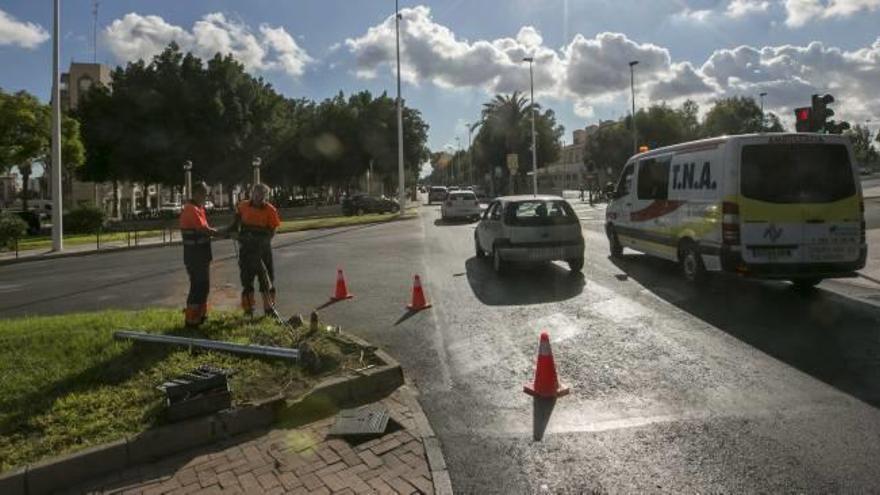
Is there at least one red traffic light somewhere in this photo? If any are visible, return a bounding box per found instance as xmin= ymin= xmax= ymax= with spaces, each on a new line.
xmin=795 ymin=107 xmax=811 ymax=122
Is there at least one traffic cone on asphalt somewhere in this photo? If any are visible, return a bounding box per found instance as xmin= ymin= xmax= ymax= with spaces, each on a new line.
xmin=331 ymin=268 xmax=354 ymax=300
xmin=407 ymin=275 xmax=432 ymax=310
xmin=524 ymin=332 xmax=569 ymax=398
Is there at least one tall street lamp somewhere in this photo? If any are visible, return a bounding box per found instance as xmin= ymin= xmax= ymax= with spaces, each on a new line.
xmin=51 ymin=0 xmax=63 ymax=251
xmin=183 ymin=160 xmax=193 ymax=199
xmin=523 ymin=56 xmax=538 ymax=196
xmin=395 ymin=0 xmax=405 ymax=216
xmin=466 ymin=123 xmax=474 ymax=185
xmin=759 ymin=92 xmax=767 ymax=131
xmin=455 ymin=136 xmax=461 ymax=185
xmin=252 ymin=156 xmax=262 ymax=185
xmin=629 ymin=60 xmax=639 ymax=155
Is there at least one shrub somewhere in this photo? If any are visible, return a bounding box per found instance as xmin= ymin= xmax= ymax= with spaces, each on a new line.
xmin=63 ymin=206 xmax=106 ymax=234
xmin=0 ymin=212 xmax=28 ymax=249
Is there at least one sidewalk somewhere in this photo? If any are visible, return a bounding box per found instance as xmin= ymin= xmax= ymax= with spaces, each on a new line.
xmin=64 ymin=386 xmax=450 ymax=495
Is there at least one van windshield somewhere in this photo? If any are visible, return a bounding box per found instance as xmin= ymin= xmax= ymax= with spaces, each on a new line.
xmin=504 ymin=200 xmax=578 ymax=226
xmin=741 ymin=143 xmax=855 ymax=203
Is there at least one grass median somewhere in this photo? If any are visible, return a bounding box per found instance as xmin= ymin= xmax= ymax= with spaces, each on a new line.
xmin=0 ymin=309 xmax=370 ymax=472
xmin=13 ymin=229 xmax=165 ymax=252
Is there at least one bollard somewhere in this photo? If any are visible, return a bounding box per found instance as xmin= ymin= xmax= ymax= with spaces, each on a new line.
xmin=135 ymin=230 xmax=139 ymax=246
xmin=96 ymin=228 xmax=100 ymax=250
xmin=127 ymin=231 xmax=131 ymax=247
xmin=14 ymin=237 xmax=19 ymax=259
xmin=162 ymin=229 xmax=166 ymax=244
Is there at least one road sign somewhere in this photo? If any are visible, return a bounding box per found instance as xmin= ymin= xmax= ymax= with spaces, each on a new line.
xmin=506 ymin=154 xmax=519 ymax=173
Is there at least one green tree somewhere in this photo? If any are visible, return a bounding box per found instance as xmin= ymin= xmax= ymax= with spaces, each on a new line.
xmin=0 ymin=88 xmax=84 ymax=211
xmin=845 ymin=124 xmax=878 ymax=165
xmin=703 ymin=96 xmax=783 ymax=136
xmin=473 ymin=91 xmax=562 ymax=193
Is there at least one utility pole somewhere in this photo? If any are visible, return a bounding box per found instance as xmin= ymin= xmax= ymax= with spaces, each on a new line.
xmin=759 ymin=92 xmax=767 ymax=131
xmin=92 ymin=0 xmax=99 ymax=62
xmin=183 ymin=161 xmax=193 ymax=199
xmin=51 ymin=0 xmax=63 ymax=251
xmin=252 ymin=157 xmax=261 ymax=185
xmin=523 ymin=56 xmax=538 ymax=196
xmin=467 ymin=124 xmax=474 ymax=185
xmin=629 ymin=60 xmax=639 ymax=155
xmin=395 ymin=0 xmax=405 ymax=216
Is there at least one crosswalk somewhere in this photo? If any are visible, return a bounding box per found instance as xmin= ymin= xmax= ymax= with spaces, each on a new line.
xmin=569 ymin=200 xmax=607 ymax=225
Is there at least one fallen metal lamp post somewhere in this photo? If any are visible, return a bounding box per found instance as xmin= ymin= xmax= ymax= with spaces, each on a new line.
xmin=114 ymin=330 xmax=300 ymax=360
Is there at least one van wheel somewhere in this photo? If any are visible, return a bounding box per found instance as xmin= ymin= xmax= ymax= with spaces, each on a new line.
xmin=791 ymin=278 xmax=822 ymax=291
xmin=475 ymin=233 xmax=486 ymax=258
xmin=493 ymin=246 xmax=507 ymax=275
xmin=679 ymin=242 xmax=706 ymax=284
xmin=567 ymin=257 xmax=584 ymax=274
xmin=607 ymin=225 xmax=623 ymax=258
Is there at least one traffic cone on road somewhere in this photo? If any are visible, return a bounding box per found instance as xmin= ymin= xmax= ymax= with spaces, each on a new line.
xmin=331 ymin=268 xmax=354 ymax=300
xmin=407 ymin=275 xmax=432 ymax=310
xmin=524 ymin=332 xmax=569 ymax=398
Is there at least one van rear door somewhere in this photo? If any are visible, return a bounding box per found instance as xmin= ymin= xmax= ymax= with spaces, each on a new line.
xmin=738 ymin=139 xmax=860 ymax=264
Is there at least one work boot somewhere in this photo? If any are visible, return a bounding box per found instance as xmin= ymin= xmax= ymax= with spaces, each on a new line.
xmin=199 ymin=303 xmax=209 ymax=324
xmin=184 ymin=304 xmax=202 ymax=328
xmin=241 ymin=293 xmax=255 ymax=317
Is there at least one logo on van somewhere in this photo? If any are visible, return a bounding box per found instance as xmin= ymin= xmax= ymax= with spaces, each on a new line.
xmin=671 ymin=162 xmax=716 ymax=190
xmin=764 ymin=224 xmax=783 ymax=243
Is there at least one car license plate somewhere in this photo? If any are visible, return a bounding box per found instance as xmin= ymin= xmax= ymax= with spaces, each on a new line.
xmin=529 ymin=248 xmax=564 ymax=260
xmin=750 ymin=247 xmax=793 ymax=260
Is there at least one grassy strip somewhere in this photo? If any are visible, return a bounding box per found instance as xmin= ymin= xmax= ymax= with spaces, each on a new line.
xmin=14 ymin=229 xmax=165 ymax=252
xmin=0 ymin=309 xmax=363 ymax=472
xmin=277 ymin=210 xmax=415 ymax=234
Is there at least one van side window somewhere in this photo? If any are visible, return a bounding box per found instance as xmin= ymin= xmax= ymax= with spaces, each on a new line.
xmin=489 ymin=202 xmax=502 ymax=220
xmin=616 ymin=163 xmax=635 ymax=197
xmin=637 ymin=158 xmax=670 ymax=200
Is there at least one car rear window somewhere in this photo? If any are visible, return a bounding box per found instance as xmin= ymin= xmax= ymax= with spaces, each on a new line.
xmin=741 ymin=143 xmax=855 ymax=203
xmin=504 ymin=200 xmax=578 ymax=226
xmin=449 ymin=192 xmax=476 ymax=200
xmin=430 ymin=187 xmax=446 ymax=193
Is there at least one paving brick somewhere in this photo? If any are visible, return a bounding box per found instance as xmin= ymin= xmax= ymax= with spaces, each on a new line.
xmin=367 ymin=476 xmax=397 ymax=494
xmin=197 ymin=470 xmax=218 ymax=488
xmin=370 ymin=437 xmax=402 ymax=456
xmin=315 ymin=461 xmax=347 ymax=478
xmin=404 ymin=473 xmax=434 ymax=494
xmin=300 ymin=472 xmax=324 ymax=491
xmin=334 ymin=489 xmax=356 ymax=495
xmin=216 ymin=471 xmax=240 ymax=490
xmin=385 ymin=476 xmax=418 ymax=495
xmin=316 ymin=447 xmax=342 ymax=464
xmin=278 ymin=472 xmax=303 ymax=491
xmin=256 ymin=472 xmax=281 ymax=490
xmin=237 ymin=472 xmax=261 ymax=493
xmin=177 ymin=468 xmax=199 ymax=486
xmin=357 ymin=450 xmax=384 ymax=469
xmin=317 ymin=471 xmax=347 ymax=492
xmin=214 ymin=458 xmax=249 ymax=474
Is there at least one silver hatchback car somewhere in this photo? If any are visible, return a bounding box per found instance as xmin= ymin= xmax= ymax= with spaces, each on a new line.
xmin=474 ymin=195 xmax=585 ymax=274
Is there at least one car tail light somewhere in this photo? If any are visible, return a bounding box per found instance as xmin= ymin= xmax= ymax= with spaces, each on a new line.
xmin=722 ymin=201 xmax=740 ymax=245
xmin=860 ymin=199 xmax=866 ymax=244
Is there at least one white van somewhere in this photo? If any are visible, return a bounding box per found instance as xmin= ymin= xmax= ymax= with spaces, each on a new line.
xmin=605 ymin=133 xmax=866 ymax=288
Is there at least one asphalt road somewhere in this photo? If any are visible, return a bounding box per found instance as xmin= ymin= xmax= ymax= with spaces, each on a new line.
xmin=5 ymin=203 xmax=880 ymax=492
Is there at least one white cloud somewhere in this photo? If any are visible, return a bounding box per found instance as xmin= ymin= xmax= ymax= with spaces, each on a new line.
xmin=784 ymin=0 xmax=880 ymax=27
xmin=104 ymin=12 xmax=312 ymax=77
xmin=671 ymin=8 xmax=713 ymax=23
xmin=346 ymin=5 xmax=880 ymax=126
xmin=0 ymin=8 xmax=49 ymax=49
xmin=725 ymin=0 xmax=771 ymax=17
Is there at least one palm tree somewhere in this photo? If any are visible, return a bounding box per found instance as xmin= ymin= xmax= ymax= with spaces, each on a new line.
xmin=480 ymin=91 xmax=532 ymax=153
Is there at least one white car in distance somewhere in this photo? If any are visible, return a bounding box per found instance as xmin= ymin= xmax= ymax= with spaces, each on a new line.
xmin=475 ymin=195 xmax=585 ymax=274
xmin=441 ymin=190 xmax=482 ymax=221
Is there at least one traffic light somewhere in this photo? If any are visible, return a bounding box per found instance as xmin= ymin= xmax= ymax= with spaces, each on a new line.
xmin=811 ymin=93 xmax=835 ymax=132
xmin=794 ymin=107 xmax=812 ymax=132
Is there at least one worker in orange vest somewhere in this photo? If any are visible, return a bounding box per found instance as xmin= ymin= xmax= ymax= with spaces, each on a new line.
xmin=179 ymin=182 xmax=218 ymax=327
xmin=230 ymin=183 xmax=281 ymax=316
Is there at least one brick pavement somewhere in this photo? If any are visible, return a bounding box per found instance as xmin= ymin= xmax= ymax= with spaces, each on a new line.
xmin=66 ymin=389 xmax=437 ymax=494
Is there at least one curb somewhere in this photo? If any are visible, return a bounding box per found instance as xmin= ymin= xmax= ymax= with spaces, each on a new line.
xmin=397 ymin=383 xmax=454 ymax=495
xmin=0 ymin=240 xmax=179 ymax=267
xmin=0 ymin=332 xmax=404 ymax=495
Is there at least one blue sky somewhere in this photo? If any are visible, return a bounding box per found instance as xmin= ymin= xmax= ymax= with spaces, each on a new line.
xmin=1 ymin=0 xmax=879 ymax=154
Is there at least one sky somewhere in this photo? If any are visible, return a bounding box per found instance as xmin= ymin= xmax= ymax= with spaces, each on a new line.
xmin=1 ymin=0 xmax=879 ymax=158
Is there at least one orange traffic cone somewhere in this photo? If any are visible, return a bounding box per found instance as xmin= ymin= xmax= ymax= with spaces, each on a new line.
xmin=524 ymin=332 xmax=569 ymax=398
xmin=407 ymin=274 xmax=432 ymax=310
xmin=331 ymin=268 xmax=354 ymax=300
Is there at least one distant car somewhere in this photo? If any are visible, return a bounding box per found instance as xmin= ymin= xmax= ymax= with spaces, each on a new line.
xmin=342 ymin=194 xmax=400 ymax=215
xmin=427 ymin=186 xmax=448 ymax=204
xmin=203 ymin=200 xmax=215 ymax=211
xmin=475 ymin=195 xmax=584 ymax=274
xmin=860 ymin=167 xmax=872 ymax=176
xmin=441 ymin=190 xmax=482 ymax=221
xmin=159 ymin=203 xmax=182 ymax=214
xmin=448 ymin=186 xmax=460 ymax=191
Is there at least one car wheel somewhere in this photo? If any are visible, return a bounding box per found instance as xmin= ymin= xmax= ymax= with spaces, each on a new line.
xmin=679 ymin=241 xmax=706 ymax=284
xmin=475 ymin=233 xmax=486 ymax=258
xmin=607 ymin=225 xmax=623 ymax=258
xmin=567 ymin=257 xmax=584 ymax=274
xmin=791 ymin=278 xmax=822 ymax=291
xmin=493 ymin=245 xmax=507 ymax=275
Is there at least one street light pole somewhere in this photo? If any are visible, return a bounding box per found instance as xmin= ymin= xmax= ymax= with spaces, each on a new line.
xmin=395 ymin=0 xmax=405 ymax=216
xmin=467 ymin=124 xmax=473 ymax=185
xmin=455 ymin=136 xmax=461 ymax=185
xmin=183 ymin=160 xmax=193 ymax=199
xmin=51 ymin=0 xmax=63 ymax=251
xmin=759 ymin=92 xmax=767 ymax=131
xmin=524 ymin=56 xmax=537 ymax=196
xmin=629 ymin=60 xmax=639 ymax=155
xmin=252 ymin=156 xmax=261 ymax=185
